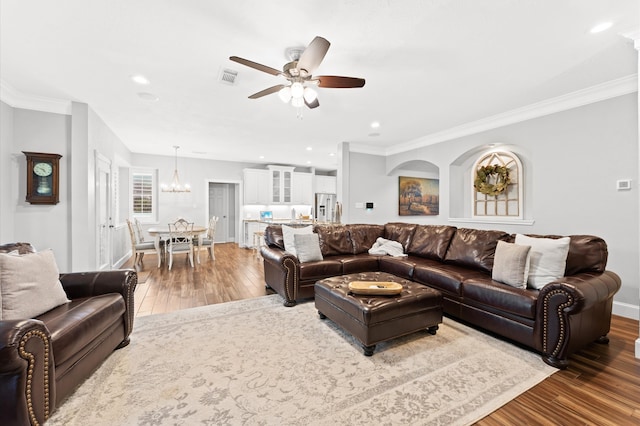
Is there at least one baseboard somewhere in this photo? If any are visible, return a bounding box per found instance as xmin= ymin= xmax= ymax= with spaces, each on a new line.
xmin=112 ymin=251 xmax=132 ymax=269
xmin=612 ymin=301 xmax=639 ymax=320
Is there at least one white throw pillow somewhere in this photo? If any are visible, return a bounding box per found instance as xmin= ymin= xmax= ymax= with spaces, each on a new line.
xmin=294 ymin=233 xmax=324 ymax=263
xmin=515 ymin=234 xmax=571 ymax=290
xmin=282 ymin=225 xmax=313 ymax=257
xmin=0 ymin=249 xmax=70 ymax=319
xmin=492 ymin=241 xmax=531 ymax=288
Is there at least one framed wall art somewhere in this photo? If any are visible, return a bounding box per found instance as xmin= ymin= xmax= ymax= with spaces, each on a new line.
xmin=399 ymin=176 xmax=439 ymax=216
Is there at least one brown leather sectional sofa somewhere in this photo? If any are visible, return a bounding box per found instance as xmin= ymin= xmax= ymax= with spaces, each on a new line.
xmin=261 ymin=222 xmax=621 ymax=368
xmin=0 ymin=242 xmax=137 ymax=426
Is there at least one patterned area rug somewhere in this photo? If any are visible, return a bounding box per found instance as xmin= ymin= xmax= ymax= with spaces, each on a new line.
xmin=49 ymin=295 xmax=556 ymax=425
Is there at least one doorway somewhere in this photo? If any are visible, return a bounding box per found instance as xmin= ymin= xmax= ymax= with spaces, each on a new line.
xmin=95 ymin=152 xmax=112 ymax=270
xmin=208 ymin=182 xmax=239 ymax=243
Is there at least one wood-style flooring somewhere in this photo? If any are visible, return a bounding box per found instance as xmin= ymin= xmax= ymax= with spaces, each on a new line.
xmin=122 ymin=243 xmax=640 ymax=425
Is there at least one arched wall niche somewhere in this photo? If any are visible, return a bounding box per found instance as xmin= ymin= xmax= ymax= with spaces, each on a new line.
xmin=449 ymin=143 xmax=532 ymax=220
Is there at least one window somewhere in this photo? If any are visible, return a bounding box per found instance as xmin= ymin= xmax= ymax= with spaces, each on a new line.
xmin=131 ymin=169 xmax=157 ymax=221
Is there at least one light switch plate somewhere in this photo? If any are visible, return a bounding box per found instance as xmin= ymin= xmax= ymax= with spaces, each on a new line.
xmin=616 ymin=179 xmax=632 ymax=191
xmin=355 ymin=202 xmax=364 ymax=209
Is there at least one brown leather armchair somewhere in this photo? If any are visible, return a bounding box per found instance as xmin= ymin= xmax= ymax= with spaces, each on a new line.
xmin=0 ymin=243 xmax=137 ymax=426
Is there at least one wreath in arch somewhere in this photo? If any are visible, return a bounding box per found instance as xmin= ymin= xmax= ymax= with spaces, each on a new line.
xmin=474 ymin=164 xmax=511 ymax=196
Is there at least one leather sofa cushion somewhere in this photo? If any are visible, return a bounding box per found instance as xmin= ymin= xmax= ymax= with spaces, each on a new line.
xmin=315 ymin=225 xmax=353 ymax=256
xmin=514 ymin=234 xmax=608 ymax=275
xmin=378 ymin=257 xmax=415 ymax=280
xmin=444 ymin=228 xmax=510 ymax=272
xmin=264 ymin=225 xmax=285 ymax=250
xmin=413 ymin=263 xmax=487 ymax=296
xmin=407 ymin=225 xmax=456 ymax=260
xmin=462 ymin=277 xmax=538 ymax=319
xmin=299 ymin=260 xmax=343 ymax=282
xmin=340 ymin=254 xmax=381 ymax=275
xmin=384 ymin=223 xmax=417 ymax=251
xmin=347 ymin=224 xmax=385 ymax=254
xmin=36 ymin=294 xmax=125 ymax=366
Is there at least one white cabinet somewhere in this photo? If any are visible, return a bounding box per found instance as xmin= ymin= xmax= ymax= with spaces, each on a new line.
xmin=292 ymin=172 xmax=313 ymax=205
xmin=267 ymin=165 xmax=295 ymax=204
xmin=316 ymin=175 xmax=337 ymax=194
xmin=243 ymin=169 xmax=270 ymax=205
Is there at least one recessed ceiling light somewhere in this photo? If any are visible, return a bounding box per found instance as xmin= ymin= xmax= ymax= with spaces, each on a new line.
xmin=137 ymin=92 xmax=159 ymax=101
xmin=329 ymin=152 xmax=335 ymax=157
xmin=259 ymin=155 xmax=265 ymax=159
xmin=368 ymin=132 xmax=380 ymax=137
xmin=306 ymin=146 xmax=312 ymax=151
xmin=131 ymin=74 xmax=150 ymax=85
xmin=370 ymin=121 xmax=380 ymax=129
xmin=590 ymin=22 xmax=613 ymax=34
xmin=306 ymin=161 xmax=312 ymax=164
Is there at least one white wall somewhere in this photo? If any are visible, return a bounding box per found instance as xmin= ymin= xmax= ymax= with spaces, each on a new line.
xmin=345 ymin=94 xmax=639 ymax=317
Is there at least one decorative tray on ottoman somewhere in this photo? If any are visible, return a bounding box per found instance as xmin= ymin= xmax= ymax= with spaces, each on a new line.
xmin=348 ymin=281 xmax=403 ymax=295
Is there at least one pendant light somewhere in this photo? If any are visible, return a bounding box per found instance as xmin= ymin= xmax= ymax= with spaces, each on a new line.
xmin=161 ymin=146 xmax=191 ymax=192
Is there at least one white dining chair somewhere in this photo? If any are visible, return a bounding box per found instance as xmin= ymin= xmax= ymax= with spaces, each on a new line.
xmin=127 ymin=219 xmax=161 ymax=268
xmin=197 ymin=216 xmax=218 ymax=263
xmin=167 ymin=220 xmax=194 ymax=270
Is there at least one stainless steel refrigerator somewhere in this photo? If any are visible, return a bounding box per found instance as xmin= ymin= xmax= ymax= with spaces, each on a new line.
xmin=315 ymin=193 xmax=337 ymax=223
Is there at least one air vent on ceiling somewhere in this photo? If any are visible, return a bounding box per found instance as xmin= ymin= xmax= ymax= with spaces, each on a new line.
xmin=219 ymin=68 xmax=238 ymax=85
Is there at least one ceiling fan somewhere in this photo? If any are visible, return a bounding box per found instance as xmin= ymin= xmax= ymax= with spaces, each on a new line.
xmin=229 ymin=36 xmax=365 ymax=110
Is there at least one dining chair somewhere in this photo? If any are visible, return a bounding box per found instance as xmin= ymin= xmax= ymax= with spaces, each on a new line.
xmin=196 ymin=216 xmax=218 ymax=263
xmin=126 ymin=219 xmax=161 ymax=268
xmin=167 ymin=220 xmax=194 ymax=270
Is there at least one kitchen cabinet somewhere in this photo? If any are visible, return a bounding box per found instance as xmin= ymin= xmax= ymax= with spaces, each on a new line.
xmin=292 ymin=172 xmax=313 ymax=205
xmin=243 ymin=169 xmax=270 ymax=205
xmin=315 ymin=175 xmax=337 ymax=194
xmin=267 ymin=165 xmax=295 ymax=204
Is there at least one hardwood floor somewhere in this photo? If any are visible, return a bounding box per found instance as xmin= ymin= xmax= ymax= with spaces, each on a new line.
xmin=122 ymin=243 xmax=640 ymax=425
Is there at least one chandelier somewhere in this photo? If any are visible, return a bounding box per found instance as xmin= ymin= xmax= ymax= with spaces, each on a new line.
xmin=161 ymin=146 xmax=191 ymax=192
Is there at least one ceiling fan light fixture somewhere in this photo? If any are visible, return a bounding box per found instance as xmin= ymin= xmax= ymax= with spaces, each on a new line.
xmin=290 ymin=82 xmax=304 ymax=98
xmin=303 ymin=87 xmax=317 ymax=103
xmin=278 ymin=86 xmax=292 ymax=103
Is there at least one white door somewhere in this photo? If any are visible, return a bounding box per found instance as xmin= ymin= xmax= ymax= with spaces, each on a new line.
xmin=96 ymin=153 xmax=112 ymax=271
xmin=210 ymin=183 xmax=229 ymax=242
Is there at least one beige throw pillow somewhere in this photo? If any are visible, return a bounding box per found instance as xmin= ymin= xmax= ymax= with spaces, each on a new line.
xmin=282 ymin=225 xmax=313 ymax=257
xmin=293 ymin=233 xmax=323 ymax=263
xmin=0 ymin=249 xmax=70 ymax=319
xmin=492 ymin=241 xmax=531 ymax=288
xmin=515 ymin=234 xmax=571 ymax=290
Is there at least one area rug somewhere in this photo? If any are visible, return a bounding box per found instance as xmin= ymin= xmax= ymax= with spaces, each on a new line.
xmin=48 ymin=295 xmax=556 ymax=425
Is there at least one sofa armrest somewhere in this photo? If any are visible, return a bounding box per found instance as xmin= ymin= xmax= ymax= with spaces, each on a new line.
xmin=536 ymin=270 xmax=621 ymax=368
xmin=260 ymin=246 xmax=300 ymax=307
xmin=59 ymin=270 xmax=138 ymax=340
xmin=0 ymin=319 xmax=55 ymax=426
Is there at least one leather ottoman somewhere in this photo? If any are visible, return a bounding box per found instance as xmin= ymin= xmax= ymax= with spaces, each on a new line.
xmin=315 ymin=272 xmax=443 ymax=356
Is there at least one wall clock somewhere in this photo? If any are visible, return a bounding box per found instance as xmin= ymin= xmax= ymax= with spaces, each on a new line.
xmin=23 ymin=151 xmax=62 ymax=205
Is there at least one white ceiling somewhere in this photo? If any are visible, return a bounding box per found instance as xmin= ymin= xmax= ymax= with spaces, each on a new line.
xmin=1 ymin=0 xmax=638 ymax=170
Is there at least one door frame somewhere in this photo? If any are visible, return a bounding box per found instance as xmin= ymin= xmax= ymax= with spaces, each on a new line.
xmin=205 ymin=179 xmax=241 ymax=244
xmin=95 ymin=151 xmax=112 ymax=271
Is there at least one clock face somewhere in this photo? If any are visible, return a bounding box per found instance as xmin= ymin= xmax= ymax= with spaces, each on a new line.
xmin=33 ymin=162 xmax=53 ymax=177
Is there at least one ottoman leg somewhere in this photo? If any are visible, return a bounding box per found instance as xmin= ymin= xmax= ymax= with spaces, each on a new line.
xmin=363 ymin=344 xmax=376 ymax=356
xmin=427 ymin=325 xmax=439 ymax=335
xmin=318 ymin=311 xmax=327 ymax=319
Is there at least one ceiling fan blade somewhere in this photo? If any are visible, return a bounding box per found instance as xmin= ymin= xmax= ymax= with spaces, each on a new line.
xmin=316 ymin=75 xmax=366 ymax=88
xmin=296 ymin=36 xmax=330 ymax=75
xmin=229 ymin=56 xmax=282 ymax=76
xmin=248 ymin=85 xmax=286 ymax=99
xmin=305 ymin=98 xmax=320 ymax=109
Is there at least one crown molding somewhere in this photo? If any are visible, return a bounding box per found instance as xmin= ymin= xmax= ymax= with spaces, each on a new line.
xmin=0 ymin=80 xmax=72 ymax=115
xmin=384 ymin=74 xmax=638 ymax=157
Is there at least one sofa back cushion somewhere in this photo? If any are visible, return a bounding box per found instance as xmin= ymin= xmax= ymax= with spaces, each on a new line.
xmin=383 ymin=223 xmax=417 ymax=251
xmin=407 ymin=225 xmax=457 ymax=261
xmin=314 ymin=225 xmax=353 ymax=256
xmin=512 ymin=234 xmax=608 ymax=275
xmin=444 ymin=228 xmax=510 ymax=272
xmin=264 ymin=225 xmax=285 ymax=250
xmin=347 ymin=224 xmax=385 ymax=254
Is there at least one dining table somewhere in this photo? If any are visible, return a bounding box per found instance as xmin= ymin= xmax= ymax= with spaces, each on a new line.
xmin=147 ymin=225 xmax=208 ymax=266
